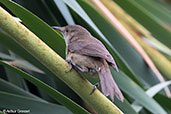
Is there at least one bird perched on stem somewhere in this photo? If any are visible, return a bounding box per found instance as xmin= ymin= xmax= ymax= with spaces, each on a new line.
xmin=53 ymin=25 xmax=124 ymax=102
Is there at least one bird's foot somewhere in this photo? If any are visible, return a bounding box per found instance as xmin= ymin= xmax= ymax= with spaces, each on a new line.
xmin=75 ymin=64 xmax=89 ymax=73
xmin=65 ymin=60 xmax=72 ymax=72
xmin=90 ymin=83 xmax=99 ymax=95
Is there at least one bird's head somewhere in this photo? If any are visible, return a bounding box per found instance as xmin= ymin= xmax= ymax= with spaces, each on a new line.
xmin=52 ymin=25 xmax=90 ymax=43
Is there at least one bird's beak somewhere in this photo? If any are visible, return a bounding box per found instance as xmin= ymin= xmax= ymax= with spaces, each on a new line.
xmin=52 ymin=26 xmax=64 ymax=33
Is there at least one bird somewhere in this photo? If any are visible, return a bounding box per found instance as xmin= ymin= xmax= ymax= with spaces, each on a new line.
xmin=53 ymin=25 xmax=124 ymax=102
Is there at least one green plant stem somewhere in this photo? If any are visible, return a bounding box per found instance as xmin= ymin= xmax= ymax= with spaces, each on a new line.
xmin=0 ymin=6 xmax=123 ymax=114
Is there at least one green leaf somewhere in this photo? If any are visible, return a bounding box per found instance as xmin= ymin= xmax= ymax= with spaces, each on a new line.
xmin=154 ymin=94 xmax=171 ymax=113
xmin=143 ymin=38 xmax=171 ymax=56
xmin=113 ymin=0 xmax=171 ymax=48
xmin=0 ymin=91 xmax=72 ymax=114
xmin=114 ymin=98 xmax=138 ymax=114
xmin=134 ymin=0 xmax=171 ymax=25
xmin=7 ymin=60 xmax=44 ymax=74
xmin=13 ymin=0 xmax=60 ymax=26
xmin=0 ymin=51 xmax=44 ymax=73
xmin=0 ymin=78 xmax=46 ymax=102
xmin=4 ymin=67 xmax=25 ymax=89
xmin=146 ymin=81 xmax=171 ymax=97
xmin=0 ymin=52 xmax=15 ymax=60
xmin=112 ymin=70 xmax=167 ymax=114
xmin=132 ymin=81 xmax=171 ymax=112
xmin=0 ymin=61 xmax=90 ymax=114
xmin=54 ymin=0 xmax=75 ymax=25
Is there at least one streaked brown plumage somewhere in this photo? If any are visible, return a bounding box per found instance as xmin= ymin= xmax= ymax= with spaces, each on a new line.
xmin=53 ymin=25 xmax=124 ymax=102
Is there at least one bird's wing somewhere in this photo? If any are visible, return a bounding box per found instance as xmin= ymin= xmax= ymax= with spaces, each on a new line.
xmin=68 ymin=38 xmax=118 ymax=71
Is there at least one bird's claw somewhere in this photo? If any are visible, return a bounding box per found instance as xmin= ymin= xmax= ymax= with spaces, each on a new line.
xmin=65 ymin=60 xmax=72 ymax=72
xmin=90 ymin=83 xmax=99 ymax=95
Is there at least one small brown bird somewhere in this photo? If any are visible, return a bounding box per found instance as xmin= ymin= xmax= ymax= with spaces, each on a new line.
xmin=53 ymin=25 xmax=124 ymax=102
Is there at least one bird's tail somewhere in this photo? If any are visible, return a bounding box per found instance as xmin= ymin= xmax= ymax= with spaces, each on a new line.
xmin=98 ymin=60 xmax=124 ymax=102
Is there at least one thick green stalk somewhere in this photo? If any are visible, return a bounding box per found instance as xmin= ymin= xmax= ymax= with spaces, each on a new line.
xmin=0 ymin=7 xmax=123 ymax=114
